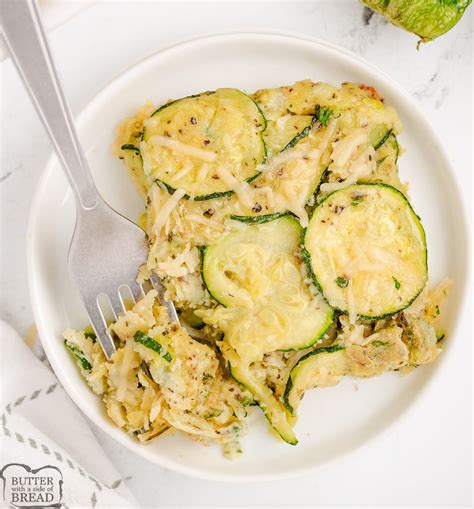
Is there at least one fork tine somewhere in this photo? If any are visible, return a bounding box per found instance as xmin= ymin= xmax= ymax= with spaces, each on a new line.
xmin=128 ymin=281 xmax=145 ymax=304
xmin=85 ymin=300 xmax=116 ymax=360
xmin=150 ymin=273 xmax=180 ymax=323
xmin=109 ymin=292 xmax=125 ymax=321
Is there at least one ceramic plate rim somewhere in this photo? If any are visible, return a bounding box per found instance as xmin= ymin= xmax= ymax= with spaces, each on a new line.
xmin=26 ymin=31 xmax=470 ymax=482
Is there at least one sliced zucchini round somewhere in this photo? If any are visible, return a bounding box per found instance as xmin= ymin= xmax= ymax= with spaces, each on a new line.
xmin=141 ymin=89 xmax=266 ymax=200
xmin=304 ymin=183 xmax=427 ymax=320
xmin=361 ymin=0 xmax=471 ymax=43
xmin=283 ymin=346 xmax=346 ymax=414
xmin=201 ymin=215 xmax=333 ymax=358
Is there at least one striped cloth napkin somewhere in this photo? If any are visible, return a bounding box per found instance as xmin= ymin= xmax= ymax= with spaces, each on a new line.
xmin=0 ymin=320 xmax=137 ymax=508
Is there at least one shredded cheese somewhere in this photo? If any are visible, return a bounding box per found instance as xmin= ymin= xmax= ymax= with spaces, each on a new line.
xmin=331 ymin=128 xmax=368 ymax=169
xmin=148 ymin=135 xmax=217 ymax=162
xmin=215 ymin=165 xmax=255 ymax=208
xmin=152 ymin=187 xmax=186 ymax=235
xmin=321 ymin=144 xmax=375 ymax=193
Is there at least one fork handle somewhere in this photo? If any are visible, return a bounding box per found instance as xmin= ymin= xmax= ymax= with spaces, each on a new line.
xmin=1 ymin=0 xmax=99 ymax=210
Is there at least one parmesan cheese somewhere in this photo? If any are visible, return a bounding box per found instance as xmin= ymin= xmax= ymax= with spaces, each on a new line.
xmin=151 ymin=187 xmax=186 ymax=235
xmin=321 ymin=144 xmax=376 ymax=193
xmin=215 ymin=165 xmax=255 ymax=208
xmin=148 ymin=135 xmax=217 ymax=162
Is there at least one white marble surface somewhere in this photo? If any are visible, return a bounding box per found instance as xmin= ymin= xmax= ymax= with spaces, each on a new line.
xmin=1 ymin=1 xmax=472 ymax=507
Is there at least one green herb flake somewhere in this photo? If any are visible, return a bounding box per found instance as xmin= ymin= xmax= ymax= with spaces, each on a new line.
xmin=64 ymin=340 xmax=92 ymax=371
xmin=435 ymin=305 xmax=440 ymax=316
xmin=371 ymin=340 xmax=388 ymax=348
xmin=240 ymin=395 xmax=255 ymax=407
xmin=317 ymin=106 xmax=333 ymax=127
xmin=120 ymin=143 xmax=140 ymax=154
xmin=84 ymin=328 xmax=97 ymax=342
xmin=406 ymin=327 xmax=416 ymax=348
xmin=392 ymin=276 xmax=401 ymax=290
xmin=202 ymin=373 xmax=213 ymax=383
xmin=351 ymin=193 xmax=365 ymax=207
xmin=335 ymin=276 xmax=349 ymax=288
xmin=204 ymin=408 xmax=223 ymax=419
xmin=134 ymin=331 xmax=172 ymax=362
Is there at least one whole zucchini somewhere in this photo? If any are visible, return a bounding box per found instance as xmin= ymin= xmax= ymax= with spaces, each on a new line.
xmin=361 ymin=0 xmax=471 ymax=43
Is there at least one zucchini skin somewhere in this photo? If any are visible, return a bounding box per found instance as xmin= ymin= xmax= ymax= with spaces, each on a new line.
xmin=153 ymin=173 xmax=262 ymax=202
xmin=154 ymin=177 xmax=233 ymax=201
xmin=277 ymin=310 xmax=334 ymax=353
xmin=149 ymin=92 xmax=213 ymax=118
xmin=200 ymin=244 xmax=221 ymax=305
xmin=384 ymin=133 xmax=400 ymax=163
xmin=134 ymin=331 xmax=172 ymax=362
xmin=226 ymin=360 xmax=298 ymax=445
xmin=281 ymin=116 xmax=318 ymax=151
xmin=372 ymin=127 xmax=393 ymax=151
xmin=304 ymin=182 xmax=428 ymax=321
xmin=283 ymin=345 xmax=345 ymax=414
xmin=229 ymin=211 xmax=294 ymax=225
xmin=361 ymin=0 xmax=471 ymax=43
xmin=64 ymin=340 xmax=92 ymax=371
xmin=121 ymin=143 xmax=141 ymax=154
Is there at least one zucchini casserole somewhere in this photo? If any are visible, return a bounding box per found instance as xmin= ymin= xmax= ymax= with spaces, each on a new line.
xmin=64 ymin=80 xmax=452 ymax=457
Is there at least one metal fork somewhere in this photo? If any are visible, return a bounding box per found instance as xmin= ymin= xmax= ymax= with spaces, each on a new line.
xmin=1 ymin=0 xmax=179 ymax=360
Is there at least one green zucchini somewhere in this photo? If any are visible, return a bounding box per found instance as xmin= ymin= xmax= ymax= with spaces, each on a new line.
xmin=281 ymin=106 xmax=333 ymax=152
xmin=134 ymin=331 xmax=172 ymax=362
xmin=228 ymin=211 xmax=291 ymax=225
xmin=358 ymin=133 xmax=402 ymax=189
xmin=376 ymin=133 xmax=399 ymax=163
xmin=141 ymin=89 xmax=266 ymax=200
xmin=368 ymin=124 xmax=392 ymax=150
xmin=283 ymin=346 xmax=346 ymax=414
xmin=178 ymin=308 xmax=205 ymax=330
xmin=304 ymin=183 xmax=427 ymax=320
xmin=201 ymin=215 xmax=333 ymax=355
xmin=64 ymin=340 xmax=92 ymax=371
xmin=83 ymin=326 xmax=97 ymax=342
xmin=223 ymin=344 xmax=297 ymax=444
xmin=263 ymin=114 xmax=315 ymax=153
xmin=120 ymin=143 xmax=147 ymax=191
xmin=361 ymin=0 xmax=471 ymax=43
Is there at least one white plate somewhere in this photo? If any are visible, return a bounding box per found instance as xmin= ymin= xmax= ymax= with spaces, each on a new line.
xmin=27 ymin=32 xmax=469 ymax=482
